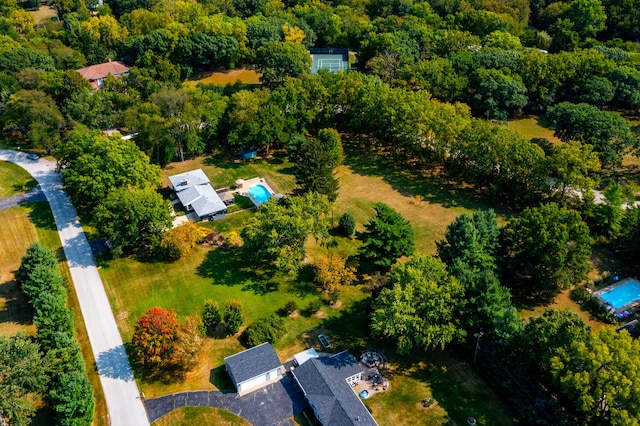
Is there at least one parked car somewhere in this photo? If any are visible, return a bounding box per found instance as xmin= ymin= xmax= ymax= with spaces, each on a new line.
xmin=27 ymin=153 xmax=39 ymax=160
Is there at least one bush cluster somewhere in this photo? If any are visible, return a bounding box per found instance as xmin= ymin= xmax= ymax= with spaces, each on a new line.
xmin=570 ymin=287 xmax=616 ymax=324
xmin=19 ymin=243 xmax=95 ymax=425
xmin=241 ymin=314 xmax=286 ymax=347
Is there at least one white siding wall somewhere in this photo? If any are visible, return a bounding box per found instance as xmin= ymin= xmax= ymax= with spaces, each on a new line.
xmin=237 ymin=367 xmax=282 ymax=393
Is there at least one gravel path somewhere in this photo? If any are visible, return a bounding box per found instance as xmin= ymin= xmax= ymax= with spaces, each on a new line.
xmin=0 ymin=151 xmax=149 ymax=426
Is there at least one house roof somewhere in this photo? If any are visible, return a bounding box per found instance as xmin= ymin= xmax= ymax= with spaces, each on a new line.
xmin=76 ymin=60 xmax=129 ymax=81
xmin=168 ymin=169 xmax=226 ymax=217
xmin=224 ymin=342 xmax=282 ymax=385
xmin=293 ymin=351 xmax=377 ymax=426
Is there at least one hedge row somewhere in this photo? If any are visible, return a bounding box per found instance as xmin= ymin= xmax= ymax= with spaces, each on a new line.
xmin=19 ymin=243 xmax=95 ymax=426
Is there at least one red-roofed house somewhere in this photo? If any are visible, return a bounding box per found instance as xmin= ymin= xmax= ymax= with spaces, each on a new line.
xmin=76 ymin=60 xmax=129 ymax=90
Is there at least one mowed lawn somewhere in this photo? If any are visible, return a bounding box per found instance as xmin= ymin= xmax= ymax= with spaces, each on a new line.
xmin=152 ymin=406 xmax=250 ymax=426
xmin=0 ymin=202 xmax=109 ymax=426
xmin=0 ymin=160 xmax=37 ymax=198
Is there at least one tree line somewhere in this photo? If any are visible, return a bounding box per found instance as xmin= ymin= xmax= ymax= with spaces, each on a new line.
xmin=0 ymin=243 xmax=95 ymax=426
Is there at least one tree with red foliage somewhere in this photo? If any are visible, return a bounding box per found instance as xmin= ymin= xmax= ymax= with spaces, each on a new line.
xmin=132 ymin=307 xmax=179 ymax=370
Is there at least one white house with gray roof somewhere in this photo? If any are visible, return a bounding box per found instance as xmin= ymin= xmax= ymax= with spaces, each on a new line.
xmin=292 ymin=351 xmax=377 ymax=426
xmin=168 ymin=169 xmax=227 ymax=221
xmin=224 ymin=342 xmax=284 ymax=395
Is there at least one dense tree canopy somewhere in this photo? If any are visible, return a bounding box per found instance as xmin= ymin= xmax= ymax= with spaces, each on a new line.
xmin=370 ymin=255 xmax=466 ymax=354
xmin=503 ymin=203 xmax=592 ymax=298
xmin=241 ymin=192 xmax=330 ymax=276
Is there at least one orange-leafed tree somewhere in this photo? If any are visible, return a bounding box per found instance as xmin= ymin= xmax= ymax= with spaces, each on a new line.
xmin=132 ymin=307 xmax=179 ymax=370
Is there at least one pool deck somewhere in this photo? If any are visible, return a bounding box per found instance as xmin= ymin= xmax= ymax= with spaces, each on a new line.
xmin=234 ymin=177 xmax=279 ymax=207
xmin=593 ymin=277 xmax=640 ymax=314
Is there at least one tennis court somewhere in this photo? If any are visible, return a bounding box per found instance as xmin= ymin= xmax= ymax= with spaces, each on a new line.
xmin=311 ymin=52 xmax=349 ymax=74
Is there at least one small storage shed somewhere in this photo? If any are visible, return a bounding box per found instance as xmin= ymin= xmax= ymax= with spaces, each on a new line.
xmin=224 ymin=342 xmax=283 ymax=394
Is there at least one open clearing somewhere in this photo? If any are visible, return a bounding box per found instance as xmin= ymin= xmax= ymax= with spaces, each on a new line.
xmin=29 ymin=5 xmax=58 ymax=23
xmin=188 ymin=69 xmax=261 ymax=86
xmin=508 ymin=116 xmax=561 ymax=144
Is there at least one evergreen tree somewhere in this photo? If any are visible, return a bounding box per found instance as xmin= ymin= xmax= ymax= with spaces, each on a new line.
xmin=359 ymin=203 xmax=415 ymax=268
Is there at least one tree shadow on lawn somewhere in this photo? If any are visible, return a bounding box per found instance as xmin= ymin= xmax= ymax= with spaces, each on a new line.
xmin=26 ymin=201 xmax=57 ymax=231
xmin=388 ymin=348 xmax=514 ymax=425
xmin=343 ymin=136 xmax=508 ymax=213
xmin=314 ymin=298 xmax=373 ymax=354
xmin=196 ymin=248 xmax=275 ymax=295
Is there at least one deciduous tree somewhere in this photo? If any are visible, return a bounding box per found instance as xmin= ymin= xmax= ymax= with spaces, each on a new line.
xmin=503 ymin=203 xmax=592 ymax=298
xmin=132 ymin=307 xmax=180 ymax=370
xmin=241 ymin=192 xmax=330 ymax=276
xmin=313 ymin=253 xmax=356 ymax=293
xmin=370 ymin=255 xmax=466 ymax=354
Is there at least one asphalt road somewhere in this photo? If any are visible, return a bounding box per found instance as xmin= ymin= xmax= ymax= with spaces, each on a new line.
xmin=0 ymin=150 xmax=149 ymax=426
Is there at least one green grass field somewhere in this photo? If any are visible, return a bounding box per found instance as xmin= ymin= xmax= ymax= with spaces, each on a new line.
xmin=508 ymin=116 xmax=561 ymax=144
xmin=0 ymin=160 xmax=37 ymax=198
xmin=152 ymin=406 xmax=251 ymax=426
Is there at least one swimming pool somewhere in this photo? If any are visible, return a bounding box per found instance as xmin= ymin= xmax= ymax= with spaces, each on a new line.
xmin=248 ymin=184 xmax=272 ymax=203
xmin=599 ymin=280 xmax=640 ymax=309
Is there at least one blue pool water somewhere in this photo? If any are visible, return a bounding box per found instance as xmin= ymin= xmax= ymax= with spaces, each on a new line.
xmin=599 ymin=280 xmax=640 ymax=308
xmin=249 ymin=184 xmax=272 ymax=203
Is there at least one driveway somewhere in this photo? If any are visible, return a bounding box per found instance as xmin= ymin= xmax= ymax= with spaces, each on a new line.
xmin=0 ymin=151 xmax=149 ymax=426
xmin=144 ymin=373 xmax=307 ymax=425
xmin=0 ymin=186 xmax=46 ymax=211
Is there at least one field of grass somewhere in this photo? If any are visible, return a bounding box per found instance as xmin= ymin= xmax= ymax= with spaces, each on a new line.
xmin=0 ymin=160 xmax=37 ymax=198
xmin=365 ymin=351 xmax=514 ymax=425
xmin=152 ymin=406 xmax=250 ymax=426
xmin=508 ymin=116 xmax=561 ymax=144
xmin=0 ymin=202 xmax=109 ymax=425
xmin=188 ymin=69 xmax=261 ymax=86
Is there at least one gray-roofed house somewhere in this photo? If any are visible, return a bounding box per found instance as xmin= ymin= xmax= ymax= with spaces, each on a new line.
xmin=168 ymin=169 xmax=227 ymax=221
xmin=224 ymin=342 xmax=284 ymax=395
xmin=292 ymin=351 xmax=377 ymax=426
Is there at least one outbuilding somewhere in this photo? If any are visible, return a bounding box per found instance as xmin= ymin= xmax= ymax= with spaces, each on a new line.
xmin=224 ymin=342 xmax=284 ymax=395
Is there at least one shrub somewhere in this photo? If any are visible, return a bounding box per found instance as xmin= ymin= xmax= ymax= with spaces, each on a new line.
xmin=242 ymin=314 xmax=287 ymax=347
xmin=338 ymin=212 xmax=356 ymax=237
xmin=307 ymin=298 xmax=323 ymax=314
xmin=160 ymin=222 xmax=209 ymax=260
xmin=201 ymin=299 xmax=221 ymax=335
xmin=224 ymin=299 xmax=244 ymax=335
xmin=314 ymin=253 xmax=357 ymax=292
xmin=283 ymin=300 xmax=298 ymax=315
xmin=570 ymin=287 xmax=616 ymax=324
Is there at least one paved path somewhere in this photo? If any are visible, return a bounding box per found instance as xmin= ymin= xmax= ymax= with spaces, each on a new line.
xmin=144 ymin=374 xmax=307 ymax=425
xmin=0 ymin=151 xmax=149 ymax=426
xmin=0 ymin=185 xmax=46 ymax=211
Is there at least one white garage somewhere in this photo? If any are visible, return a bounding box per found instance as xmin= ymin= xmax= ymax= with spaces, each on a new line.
xmin=224 ymin=342 xmax=283 ymax=395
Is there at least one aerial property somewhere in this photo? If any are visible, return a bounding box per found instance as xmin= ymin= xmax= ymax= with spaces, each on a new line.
xmin=169 ymin=169 xmax=229 ymax=221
